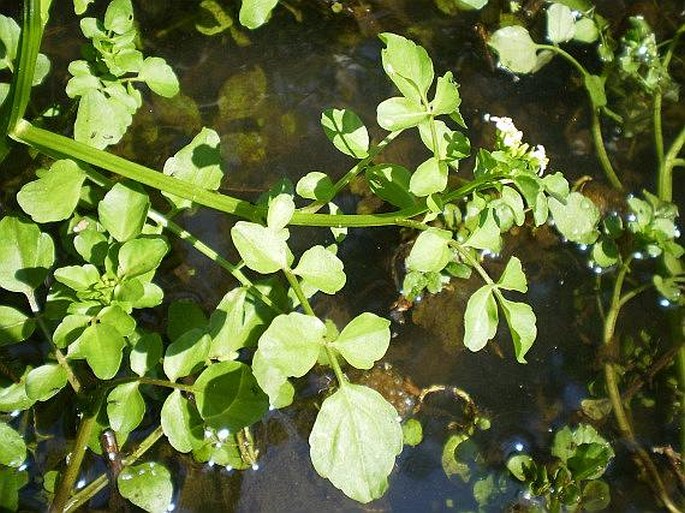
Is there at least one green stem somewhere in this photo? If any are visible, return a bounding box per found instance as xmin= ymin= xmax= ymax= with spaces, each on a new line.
xmin=300 ymin=130 xmax=401 ymax=214
xmin=50 ymin=390 xmax=105 ymax=513
xmin=655 ymin=93 xmax=665 ymax=173
xmin=602 ymin=260 xmax=682 ymax=513
xmin=536 ymin=45 xmax=623 ymax=190
xmin=283 ymin=269 xmax=315 ymax=317
xmin=146 ymin=209 xmax=282 ymax=314
xmin=137 ymin=377 xmax=195 ymax=393
xmin=590 ymin=110 xmax=623 ymax=190
xmin=26 ymin=291 xmax=82 ymax=394
xmin=63 ymin=426 xmax=164 ymax=513
xmin=659 ymin=123 xmax=685 ymax=202
xmin=13 ymin=119 xmax=504 ymax=229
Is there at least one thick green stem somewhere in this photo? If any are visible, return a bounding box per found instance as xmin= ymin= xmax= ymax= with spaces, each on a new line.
xmin=659 ymin=123 xmax=685 ymax=202
xmin=50 ymin=390 xmax=105 ymax=513
xmin=63 ymin=426 xmax=164 ymax=513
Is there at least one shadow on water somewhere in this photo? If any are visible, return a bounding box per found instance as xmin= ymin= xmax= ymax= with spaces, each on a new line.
xmin=3 ymin=0 xmax=683 ymax=511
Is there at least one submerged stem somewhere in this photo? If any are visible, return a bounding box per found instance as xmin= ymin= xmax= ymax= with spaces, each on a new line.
xmin=50 ymin=390 xmax=105 ymax=513
xmin=63 ymin=426 xmax=164 ymax=513
xmin=602 ymin=260 xmax=682 ymax=513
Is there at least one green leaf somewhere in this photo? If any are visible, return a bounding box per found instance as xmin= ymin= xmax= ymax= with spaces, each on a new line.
xmin=17 ymin=160 xmax=87 ymax=223
xmin=542 ymin=172 xmax=570 ymax=200
xmin=430 ymin=71 xmax=460 ymax=116
xmin=74 ymin=89 xmax=132 ymax=149
xmin=506 ymin=454 xmax=534 ymax=481
xmin=117 ymin=237 xmax=169 ymax=279
xmin=464 ymin=209 xmax=502 ymax=253
xmin=488 ymin=26 xmax=539 ymax=74
xmin=441 ymin=432 xmax=471 ymax=480
xmin=117 ymin=462 xmax=173 ymax=513
xmin=547 ymin=3 xmax=576 ymax=43
xmin=194 ymin=361 xmax=269 ymax=431
xmin=573 ymin=17 xmax=599 ymax=43
xmin=405 ymin=227 xmax=452 ymax=273
xmin=74 ymin=0 xmax=95 ymax=15
xmin=25 ymin=364 xmax=67 ymax=401
xmin=53 ymin=264 xmax=100 ymax=292
xmin=379 ymin=33 xmax=434 ymax=102
xmin=0 ymin=216 xmax=54 ymax=297
xmin=231 ymin=221 xmax=290 ymax=274
xmin=592 ymin=238 xmax=619 ymax=268
xmin=418 ymin=120 xmax=470 ymax=163
xmin=410 ymin=157 xmax=448 ymax=197
xmin=549 ymin=192 xmax=600 ymax=245
xmin=500 ymin=186 xmax=525 ymax=226
xmin=0 ymin=421 xmax=26 ymax=468
xmin=104 ymin=0 xmax=134 ymax=34
xmin=402 ymin=418 xmax=423 ymax=447
xmin=0 ymin=467 xmax=28 ymax=512
xmin=209 ymin=286 xmax=274 ymax=359
xmin=162 ymin=128 xmax=224 ymax=210
xmin=582 ymin=480 xmax=611 ymax=511
xmin=239 ymin=0 xmax=279 ymax=29
xmin=53 ymin=314 xmax=90 ymax=348
xmin=296 ymin=172 xmax=334 ymax=202
xmin=497 ymin=256 xmax=527 ymax=292
xmin=107 ymin=382 xmax=145 ymax=436
xmin=74 ymin=229 xmax=108 ymax=266
xmin=309 ymin=383 xmax=403 ymax=503
xmin=366 ymin=164 xmax=416 ymax=209
xmin=376 ymin=97 xmax=429 ymax=131
xmin=161 ymin=390 xmax=204 ymax=453
xmin=252 ymin=312 xmax=326 ymax=407
xmin=0 ymin=368 xmax=34 ymax=412
xmin=0 ymin=15 xmax=19 ymax=71
xmin=292 ymin=245 xmax=346 ymax=294
xmin=584 ymin=74 xmax=607 ymax=109
xmin=463 ymin=285 xmax=498 ymax=352
xmin=321 ymin=108 xmax=369 ymax=159
xmin=139 ymin=57 xmax=179 ymax=97
xmin=266 ymin=194 xmax=295 ymax=232
xmin=163 ymin=329 xmax=210 ymax=382
xmin=330 ymin=313 xmax=391 ymax=370
xmin=98 ymin=182 xmax=150 ymax=242
xmin=552 ymin=424 xmax=614 ymax=480
xmin=0 ymin=306 xmax=35 ymax=346
xmin=498 ymin=297 xmax=537 ymax=363
xmin=130 ymin=333 xmax=162 ymax=376
xmin=71 ymin=323 xmax=125 ymax=379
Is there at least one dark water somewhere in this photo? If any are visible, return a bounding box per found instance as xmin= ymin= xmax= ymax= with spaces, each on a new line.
xmin=2 ymin=0 xmax=684 ymax=511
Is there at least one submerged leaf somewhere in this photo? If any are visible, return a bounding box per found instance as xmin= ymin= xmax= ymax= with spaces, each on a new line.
xmin=239 ymin=0 xmax=279 ymax=29
xmin=309 ymin=384 xmax=403 ymax=503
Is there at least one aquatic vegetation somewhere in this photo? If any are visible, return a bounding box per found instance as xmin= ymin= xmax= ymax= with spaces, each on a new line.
xmin=0 ymin=0 xmax=682 ymax=512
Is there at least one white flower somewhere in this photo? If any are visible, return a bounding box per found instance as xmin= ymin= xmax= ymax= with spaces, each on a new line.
xmin=530 ymin=144 xmax=549 ymax=174
xmin=486 ymin=115 xmax=523 ymax=148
